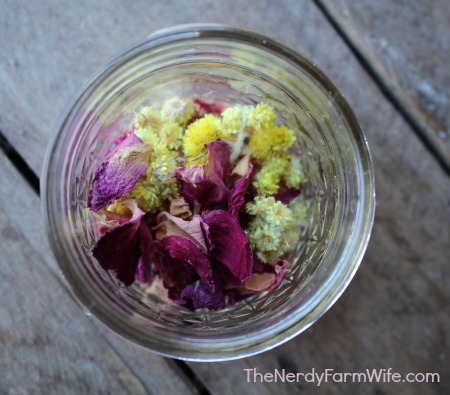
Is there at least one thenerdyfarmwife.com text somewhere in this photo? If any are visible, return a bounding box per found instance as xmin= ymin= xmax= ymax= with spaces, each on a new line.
xmin=244 ymin=368 xmax=440 ymax=386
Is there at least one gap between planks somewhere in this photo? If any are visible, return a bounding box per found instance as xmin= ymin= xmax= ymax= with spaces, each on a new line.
xmin=314 ymin=0 xmax=450 ymax=176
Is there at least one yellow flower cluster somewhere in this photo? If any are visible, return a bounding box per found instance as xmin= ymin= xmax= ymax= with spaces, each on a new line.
xmin=254 ymin=156 xmax=290 ymax=195
xmin=246 ymin=196 xmax=297 ymax=263
xmin=242 ymin=103 xmax=305 ymax=195
xmin=182 ymin=114 xmax=224 ymax=165
xmin=161 ymin=97 xmax=195 ymax=125
xmin=247 ymin=103 xmax=276 ymax=130
xmin=254 ymin=154 xmax=306 ymax=195
xmin=111 ymin=100 xmax=304 ymax=213
xmin=181 ymin=101 xmax=304 ymax=193
xmin=136 ymin=97 xmax=195 ymax=150
xmin=122 ymin=127 xmax=180 ymax=213
xmin=221 ymin=106 xmax=251 ymax=131
xmin=108 ymin=98 xmax=196 ymax=214
xmin=249 ymin=124 xmax=295 ymax=159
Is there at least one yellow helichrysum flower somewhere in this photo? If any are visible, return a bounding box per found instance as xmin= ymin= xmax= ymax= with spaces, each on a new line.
xmin=246 ymin=195 xmax=296 ymax=263
xmin=136 ymin=106 xmax=163 ymax=131
xmin=248 ymin=128 xmax=272 ymax=159
xmin=247 ymin=103 xmax=276 ymax=130
xmin=182 ymin=114 xmax=223 ymax=165
xmin=268 ymin=125 xmax=295 ymax=152
xmin=284 ymin=156 xmax=306 ymax=189
xmin=160 ymin=120 xmax=184 ymax=150
xmin=254 ymin=156 xmax=288 ymax=195
xmin=122 ymin=127 xmax=179 ymax=213
xmin=161 ymin=97 xmax=195 ymax=126
xmin=135 ymin=99 xmax=195 ymax=150
xmin=126 ymin=152 xmax=179 ymax=213
xmin=249 ymin=123 xmax=296 ymax=160
xmin=255 ymin=168 xmax=280 ymax=195
xmin=221 ymin=105 xmax=253 ymax=132
xmin=254 ymin=154 xmax=306 ymax=195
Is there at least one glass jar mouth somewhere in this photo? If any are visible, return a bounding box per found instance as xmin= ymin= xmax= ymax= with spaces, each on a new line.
xmin=41 ymin=24 xmax=375 ymax=361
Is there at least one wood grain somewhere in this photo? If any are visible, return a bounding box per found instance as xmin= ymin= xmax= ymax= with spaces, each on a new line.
xmin=318 ymin=0 xmax=450 ymax=171
xmin=0 ymin=1 xmax=449 ymax=394
xmin=0 ymin=152 xmax=196 ymax=395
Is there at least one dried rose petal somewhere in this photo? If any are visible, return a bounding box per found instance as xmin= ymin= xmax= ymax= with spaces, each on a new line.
xmin=193 ymin=98 xmax=228 ymax=118
xmin=269 ymin=259 xmax=291 ymax=291
xmin=179 ymin=281 xmax=225 ymax=310
xmin=171 ymin=139 xmax=231 ymax=211
xmin=152 ymin=242 xmax=198 ymax=300
xmin=273 ymin=181 xmax=301 ymax=205
xmin=112 ymin=129 xmax=133 ymax=146
xmin=179 ymin=271 xmax=226 ymax=310
xmin=134 ymin=222 xmax=154 ymax=282
xmin=154 ymin=212 xmax=210 ymax=252
xmin=159 ymin=235 xmax=213 ymax=290
xmin=231 ymin=154 xmax=251 ymax=178
xmin=229 ymin=259 xmax=290 ymax=294
xmin=94 ymin=199 xmax=141 ymax=235
xmin=169 ymin=196 xmax=192 ymax=220
xmin=88 ymin=133 xmax=151 ymax=211
xmin=92 ymin=200 xmax=152 ymax=286
xmin=202 ymin=210 xmax=253 ymax=285
xmin=243 ymin=272 xmax=277 ymax=292
xmin=228 ymin=162 xmax=254 ymax=219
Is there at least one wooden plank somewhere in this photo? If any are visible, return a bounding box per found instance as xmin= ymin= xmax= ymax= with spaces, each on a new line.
xmin=317 ymin=0 xmax=450 ymax=171
xmin=0 ymin=152 xmax=196 ymax=395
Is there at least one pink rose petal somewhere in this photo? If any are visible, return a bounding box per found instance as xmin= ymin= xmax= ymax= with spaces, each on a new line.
xmin=154 ymin=212 xmax=211 ymax=252
xmin=193 ymin=98 xmax=229 ymax=118
xmin=88 ymin=133 xmax=151 ymax=211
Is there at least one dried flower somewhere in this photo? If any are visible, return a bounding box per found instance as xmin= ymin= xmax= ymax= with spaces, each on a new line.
xmin=88 ymin=133 xmax=151 ymax=211
xmin=161 ymin=97 xmax=195 ymax=125
xmin=182 ymin=114 xmax=224 ymax=165
xmin=246 ymin=195 xmax=296 ymax=263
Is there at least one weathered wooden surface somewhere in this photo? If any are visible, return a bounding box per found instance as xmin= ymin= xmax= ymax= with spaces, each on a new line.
xmin=318 ymin=0 xmax=450 ymax=171
xmin=0 ymin=0 xmax=449 ymax=394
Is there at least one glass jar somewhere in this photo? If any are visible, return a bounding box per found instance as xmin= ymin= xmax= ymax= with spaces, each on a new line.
xmin=42 ymin=24 xmax=375 ymax=361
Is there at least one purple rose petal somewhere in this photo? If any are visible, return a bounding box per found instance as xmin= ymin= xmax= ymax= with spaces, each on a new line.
xmin=228 ymin=162 xmax=254 ymax=219
xmin=179 ymin=271 xmax=226 ymax=310
xmin=152 ymin=242 xmax=198 ymax=300
xmin=159 ymin=235 xmax=214 ymax=290
xmin=134 ymin=221 xmax=153 ymax=282
xmin=92 ymin=200 xmax=152 ymax=286
xmin=273 ymin=181 xmax=301 ymax=205
xmin=202 ymin=210 xmax=253 ymax=285
xmin=171 ymin=139 xmax=231 ymax=211
xmin=88 ymin=133 xmax=151 ymax=211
